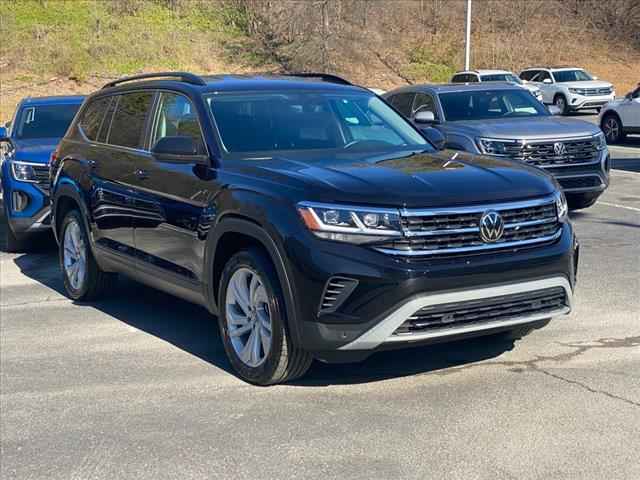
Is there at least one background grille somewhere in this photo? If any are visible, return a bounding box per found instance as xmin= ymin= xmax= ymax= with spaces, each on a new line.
xmin=582 ymin=87 xmax=613 ymax=96
xmin=393 ymin=287 xmax=567 ymax=335
xmin=502 ymin=138 xmax=599 ymax=167
xmin=557 ymin=176 xmax=603 ymax=190
xmin=377 ymin=199 xmax=560 ymax=257
xmin=32 ymin=164 xmax=50 ymax=193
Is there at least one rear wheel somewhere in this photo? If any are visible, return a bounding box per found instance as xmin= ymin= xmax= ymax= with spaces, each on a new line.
xmin=553 ymin=94 xmax=569 ymax=115
xmin=566 ymin=192 xmax=600 ymax=211
xmin=59 ymin=210 xmax=115 ymax=300
xmin=218 ymin=248 xmax=312 ymax=385
xmin=601 ymin=113 xmax=625 ymax=144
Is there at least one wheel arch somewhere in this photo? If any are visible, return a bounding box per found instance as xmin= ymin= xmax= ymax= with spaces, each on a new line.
xmin=52 ymin=181 xmax=91 ymax=245
xmin=204 ymin=215 xmax=303 ymax=346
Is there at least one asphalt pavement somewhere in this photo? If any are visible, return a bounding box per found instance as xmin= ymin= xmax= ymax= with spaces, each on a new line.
xmin=1 ymin=146 xmax=639 ymax=479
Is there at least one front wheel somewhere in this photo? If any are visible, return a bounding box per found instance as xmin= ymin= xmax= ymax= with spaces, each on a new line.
xmin=566 ymin=192 xmax=600 ymax=211
xmin=218 ymin=248 xmax=312 ymax=385
xmin=59 ymin=210 xmax=115 ymax=300
xmin=554 ymin=94 xmax=569 ymax=115
xmin=601 ymin=114 xmax=625 ymax=144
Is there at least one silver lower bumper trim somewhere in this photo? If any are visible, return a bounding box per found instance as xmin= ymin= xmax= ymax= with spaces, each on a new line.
xmin=339 ymin=276 xmax=573 ymax=351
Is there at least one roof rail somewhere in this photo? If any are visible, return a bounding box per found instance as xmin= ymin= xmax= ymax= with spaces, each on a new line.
xmin=102 ymin=72 xmax=206 ymax=89
xmin=281 ymin=72 xmax=353 ymax=86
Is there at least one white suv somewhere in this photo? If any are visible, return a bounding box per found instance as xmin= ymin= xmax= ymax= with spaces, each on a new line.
xmin=599 ymin=83 xmax=640 ymax=143
xmin=451 ymin=69 xmax=543 ymax=101
xmin=519 ymin=67 xmax=614 ymax=115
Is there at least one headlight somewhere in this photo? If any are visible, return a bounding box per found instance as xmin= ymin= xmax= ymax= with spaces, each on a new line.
xmin=569 ymin=88 xmax=586 ymax=95
xmin=555 ymin=190 xmax=568 ymax=221
xmin=298 ymin=202 xmax=402 ymax=244
xmin=594 ymin=131 xmax=607 ymax=151
xmin=476 ymin=137 xmax=521 ymax=156
xmin=10 ymin=161 xmax=39 ymax=182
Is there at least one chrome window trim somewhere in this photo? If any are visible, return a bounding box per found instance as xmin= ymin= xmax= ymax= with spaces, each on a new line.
xmin=339 ymin=276 xmax=572 ymax=350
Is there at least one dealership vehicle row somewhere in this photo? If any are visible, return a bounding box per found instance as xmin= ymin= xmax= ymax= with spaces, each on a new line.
xmin=0 ymin=68 xmax=638 ymax=385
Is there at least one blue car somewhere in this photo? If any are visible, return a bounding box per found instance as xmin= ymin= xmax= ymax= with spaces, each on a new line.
xmin=1 ymin=95 xmax=84 ymax=251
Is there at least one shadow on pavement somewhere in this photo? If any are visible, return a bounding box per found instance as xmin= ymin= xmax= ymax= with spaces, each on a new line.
xmin=3 ymin=205 xmax=517 ymax=386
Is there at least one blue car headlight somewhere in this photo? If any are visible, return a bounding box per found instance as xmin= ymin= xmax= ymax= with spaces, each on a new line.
xmin=10 ymin=161 xmax=39 ymax=182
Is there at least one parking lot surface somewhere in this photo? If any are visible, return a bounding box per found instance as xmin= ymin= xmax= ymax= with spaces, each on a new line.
xmin=1 ymin=154 xmax=639 ymax=479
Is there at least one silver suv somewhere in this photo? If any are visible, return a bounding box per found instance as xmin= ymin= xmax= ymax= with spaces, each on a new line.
xmin=383 ymin=83 xmax=610 ymax=210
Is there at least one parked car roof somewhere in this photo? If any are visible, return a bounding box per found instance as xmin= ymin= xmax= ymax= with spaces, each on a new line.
xmin=386 ymin=82 xmax=523 ymax=95
xmin=20 ymin=95 xmax=85 ymax=106
xmin=454 ymin=69 xmax=512 ymax=76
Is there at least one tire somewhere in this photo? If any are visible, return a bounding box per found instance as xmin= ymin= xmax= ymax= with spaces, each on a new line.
xmin=218 ymin=247 xmax=312 ymax=385
xmin=566 ymin=192 xmax=600 ymax=211
xmin=496 ymin=319 xmax=550 ymax=341
xmin=59 ymin=209 xmax=115 ymax=301
xmin=601 ymin=113 xmax=625 ymax=144
xmin=553 ymin=94 xmax=569 ymax=115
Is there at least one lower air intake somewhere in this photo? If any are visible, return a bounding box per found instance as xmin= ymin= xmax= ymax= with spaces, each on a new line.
xmin=318 ymin=277 xmax=359 ymax=314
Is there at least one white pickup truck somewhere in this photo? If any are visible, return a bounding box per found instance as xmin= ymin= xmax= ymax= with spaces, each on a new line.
xmin=519 ymin=67 xmax=615 ymax=115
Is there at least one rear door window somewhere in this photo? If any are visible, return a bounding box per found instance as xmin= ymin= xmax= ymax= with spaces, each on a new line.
xmin=107 ymin=92 xmax=154 ymax=149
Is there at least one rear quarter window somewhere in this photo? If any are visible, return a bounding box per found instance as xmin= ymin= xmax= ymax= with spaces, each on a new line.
xmin=77 ymin=97 xmax=112 ymax=141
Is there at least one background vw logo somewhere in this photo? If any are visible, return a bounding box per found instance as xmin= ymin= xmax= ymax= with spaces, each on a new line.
xmin=479 ymin=211 xmax=504 ymax=243
xmin=554 ymin=142 xmax=567 ymax=156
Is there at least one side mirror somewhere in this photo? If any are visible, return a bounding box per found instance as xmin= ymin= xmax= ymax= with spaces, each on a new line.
xmin=543 ymin=78 xmax=552 ymax=84
xmin=419 ymin=127 xmax=446 ymax=150
xmin=548 ymin=105 xmax=562 ymax=116
xmin=414 ymin=110 xmax=436 ymax=124
xmin=151 ymin=136 xmax=208 ymax=164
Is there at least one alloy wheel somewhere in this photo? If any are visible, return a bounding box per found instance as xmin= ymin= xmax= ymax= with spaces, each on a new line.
xmin=63 ymin=219 xmax=87 ymax=291
xmin=603 ymin=117 xmax=619 ymax=142
xmin=225 ymin=267 xmax=273 ymax=368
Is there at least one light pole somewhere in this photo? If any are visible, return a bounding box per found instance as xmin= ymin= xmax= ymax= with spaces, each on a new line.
xmin=464 ymin=0 xmax=472 ymax=70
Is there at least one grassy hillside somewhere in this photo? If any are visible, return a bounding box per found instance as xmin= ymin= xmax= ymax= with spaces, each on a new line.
xmin=1 ymin=0 xmax=638 ymax=122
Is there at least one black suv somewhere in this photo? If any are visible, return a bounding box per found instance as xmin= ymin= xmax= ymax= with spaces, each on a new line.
xmin=51 ymin=72 xmax=578 ymax=385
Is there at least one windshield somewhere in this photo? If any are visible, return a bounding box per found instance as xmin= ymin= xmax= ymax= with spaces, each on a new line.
xmin=206 ymin=92 xmax=429 ymax=155
xmin=480 ymin=74 xmax=522 ymax=84
xmin=15 ymin=103 xmax=81 ymax=139
xmin=440 ymin=89 xmax=548 ymax=121
xmin=553 ymin=70 xmax=593 ymax=82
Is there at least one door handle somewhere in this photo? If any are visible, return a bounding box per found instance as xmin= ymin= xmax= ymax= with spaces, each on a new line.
xmin=134 ymin=169 xmax=149 ymax=180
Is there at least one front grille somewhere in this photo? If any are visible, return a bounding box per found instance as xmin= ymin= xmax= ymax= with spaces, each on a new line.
xmin=393 ymin=287 xmax=568 ymax=336
xmin=557 ymin=175 xmax=603 ymax=190
xmin=503 ymin=137 xmax=599 ymax=167
xmin=375 ymin=197 xmax=560 ymax=257
xmin=582 ymin=87 xmax=612 ymax=96
xmin=32 ymin=164 xmax=50 ymax=192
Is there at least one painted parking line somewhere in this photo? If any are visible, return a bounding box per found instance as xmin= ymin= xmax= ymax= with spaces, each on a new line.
xmin=596 ymin=201 xmax=640 ymax=213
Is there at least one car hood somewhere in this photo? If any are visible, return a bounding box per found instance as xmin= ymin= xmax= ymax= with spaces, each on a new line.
xmin=11 ymin=138 xmax=60 ymax=164
xmin=558 ymin=80 xmax=612 ymax=89
xmin=443 ymin=116 xmax=600 ymax=141
xmin=229 ymin=149 xmax=555 ymax=208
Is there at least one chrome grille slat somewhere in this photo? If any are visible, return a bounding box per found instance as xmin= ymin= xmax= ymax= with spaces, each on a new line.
xmin=376 ymin=196 xmax=560 ymax=258
xmin=32 ymin=164 xmax=50 ymax=192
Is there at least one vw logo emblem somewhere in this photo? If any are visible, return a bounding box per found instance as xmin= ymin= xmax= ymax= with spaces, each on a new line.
xmin=553 ymin=142 xmax=567 ymax=156
xmin=479 ymin=211 xmax=504 ymax=243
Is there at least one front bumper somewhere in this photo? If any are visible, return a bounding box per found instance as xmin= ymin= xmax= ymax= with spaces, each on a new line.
xmin=547 ymin=149 xmax=610 ymax=194
xmin=287 ymin=222 xmax=577 ymax=358
xmin=567 ymin=94 xmax=614 ymax=111
xmin=0 ymin=162 xmax=51 ymax=233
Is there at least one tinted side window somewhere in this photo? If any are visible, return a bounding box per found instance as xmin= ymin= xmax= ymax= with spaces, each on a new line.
xmin=151 ymin=92 xmax=205 ymax=153
xmin=532 ymin=71 xmax=551 ymax=83
xmin=520 ymin=70 xmax=537 ymax=81
xmin=78 ymin=97 xmax=111 ymax=141
xmin=412 ymin=93 xmax=438 ymax=120
xmin=108 ymin=92 xmax=154 ymax=149
xmin=451 ymin=74 xmax=465 ymax=83
xmin=389 ymin=93 xmax=415 ymax=117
